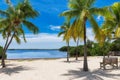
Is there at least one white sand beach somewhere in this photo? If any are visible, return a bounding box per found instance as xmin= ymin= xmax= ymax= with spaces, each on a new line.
xmin=0 ymin=56 xmax=120 ymax=80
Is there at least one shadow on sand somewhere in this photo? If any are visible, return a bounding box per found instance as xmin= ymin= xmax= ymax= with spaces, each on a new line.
xmin=62 ymin=66 xmax=120 ymax=80
xmin=62 ymin=60 xmax=82 ymax=63
xmin=0 ymin=64 xmax=32 ymax=75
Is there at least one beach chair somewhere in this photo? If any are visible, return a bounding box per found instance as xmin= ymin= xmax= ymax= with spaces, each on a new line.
xmin=100 ymin=57 xmax=118 ymax=69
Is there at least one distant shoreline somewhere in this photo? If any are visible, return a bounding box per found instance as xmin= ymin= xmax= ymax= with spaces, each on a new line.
xmin=8 ymin=49 xmax=59 ymax=50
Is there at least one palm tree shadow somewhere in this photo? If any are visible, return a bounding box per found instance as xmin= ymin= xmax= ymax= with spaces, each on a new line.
xmin=0 ymin=65 xmax=32 ymax=75
xmin=62 ymin=60 xmax=82 ymax=63
xmin=62 ymin=68 xmax=120 ymax=80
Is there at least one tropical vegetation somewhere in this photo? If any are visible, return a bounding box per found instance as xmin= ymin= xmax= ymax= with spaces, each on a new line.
xmin=60 ymin=38 xmax=120 ymax=56
xmin=60 ymin=0 xmax=103 ymax=71
xmin=60 ymin=0 xmax=120 ymax=71
xmin=58 ymin=17 xmax=71 ymax=62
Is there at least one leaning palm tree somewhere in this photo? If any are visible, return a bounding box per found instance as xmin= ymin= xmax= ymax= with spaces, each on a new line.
xmin=58 ymin=18 xmax=71 ymax=62
xmin=0 ymin=0 xmax=39 ymax=67
xmin=61 ymin=0 xmax=102 ymax=71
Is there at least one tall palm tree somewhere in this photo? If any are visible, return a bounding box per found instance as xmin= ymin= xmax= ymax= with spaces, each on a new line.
xmin=0 ymin=0 xmax=39 ymax=67
xmin=58 ymin=18 xmax=71 ymax=62
xmin=61 ymin=0 xmax=102 ymax=71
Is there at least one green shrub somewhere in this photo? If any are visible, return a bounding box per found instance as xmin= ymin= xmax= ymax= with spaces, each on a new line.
xmin=69 ymin=47 xmax=76 ymax=56
xmin=59 ymin=40 xmax=120 ymax=56
xmin=59 ymin=46 xmax=67 ymax=52
xmin=110 ymin=39 xmax=120 ymax=51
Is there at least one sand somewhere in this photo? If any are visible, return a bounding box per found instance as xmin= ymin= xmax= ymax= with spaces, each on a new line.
xmin=0 ymin=56 xmax=120 ymax=80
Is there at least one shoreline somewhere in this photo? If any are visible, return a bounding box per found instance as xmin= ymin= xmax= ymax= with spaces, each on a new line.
xmin=6 ymin=56 xmax=104 ymax=60
xmin=6 ymin=57 xmax=64 ymax=60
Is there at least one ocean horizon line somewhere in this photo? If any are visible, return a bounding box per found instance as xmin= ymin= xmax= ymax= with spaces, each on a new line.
xmin=8 ymin=49 xmax=59 ymax=50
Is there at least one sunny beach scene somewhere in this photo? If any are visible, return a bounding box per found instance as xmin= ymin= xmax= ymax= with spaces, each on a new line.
xmin=0 ymin=0 xmax=120 ymax=80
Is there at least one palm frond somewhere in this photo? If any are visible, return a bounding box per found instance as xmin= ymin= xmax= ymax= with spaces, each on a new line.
xmin=0 ymin=10 xmax=9 ymax=17
xmin=90 ymin=7 xmax=112 ymax=17
xmin=115 ymin=23 xmax=120 ymax=38
xmin=23 ymin=20 xmax=39 ymax=34
xmin=14 ymin=33 xmax=21 ymax=44
xmin=69 ymin=0 xmax=82 ymax=9
xmin=58 ymin=31 xmax=65 ymax=37
xmin=19 ymin=28 xmax=27 ymax=42
xmin=88 ymin=14 xmax=100 ymax=36
xmin=111 ymin=2 xmax=120 ymax=23
xmin=60 ymin=9 xmax=80 ymax=18
xmin=88 ymin=13 xmax=106 ymax=45
xmin=14 ymin=25 xmax=27 ymax=42
xmin=85 ymin=0 xmax=96 ymax=8
xmin=70 ymin=18 xmax=84 ymax=41
xmin=19 ymin=1 xmax=39 ymax=18
xmin=101 ymin=19 xmax=116 ymax=30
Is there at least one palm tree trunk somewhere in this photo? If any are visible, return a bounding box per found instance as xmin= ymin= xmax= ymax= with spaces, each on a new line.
xmin=1 ymin=52 xmax=5 ymax=68
xmin=4 ymin=32 xmax=15 ymax=52
xmin=1 ymin=33 xmax=10 ymax=68
xmin=76 ymin=38 xmax=79 ymax=60
xmin=4 ymin=33 xmax=10 ymax=51
xmin=83 ymin=18 xmax=88 ymax=71
xmin=67 ymin=42 xmax=70 ymax=62
xmin=1 ymin=32 xmax=15 ymax=68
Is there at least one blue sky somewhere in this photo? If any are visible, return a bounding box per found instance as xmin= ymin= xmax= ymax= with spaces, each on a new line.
xmin=0 ymin=0 xmax=119 ymax=49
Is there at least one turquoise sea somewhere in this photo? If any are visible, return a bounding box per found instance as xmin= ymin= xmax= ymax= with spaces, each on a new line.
xmin=6 ymin=49 xmax=67 ymax=59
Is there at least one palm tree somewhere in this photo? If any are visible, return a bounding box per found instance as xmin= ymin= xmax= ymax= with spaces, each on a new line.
xmin=75 ymin=38 xmax=79 ymax=60
xmin=0 ymin=0 xmax=39 ymax=67
xmin=67 ymin=20 xmax=84 ymax=60
xmin=91 ymin=2 xmax=120 ymax=46
xmin=58 ymin=18 xmax=71 ymax=62
xmin=61 ymin=0 xmax=102 ymax=71
xmin=101 ymin=2 xmax=120 ymax=41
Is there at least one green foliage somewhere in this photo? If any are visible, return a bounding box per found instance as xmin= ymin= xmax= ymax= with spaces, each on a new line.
xmin=0 ymin=0 xmax=39 ymax=44
xmin=88 ymin=42 xmax=110 ymax=56
xmin=0 ymin=46 xmax=7 ymax=59
xmin=59 ymin=41 xmax=113 ymax=56
xmin=69 ymin=47 xmax=76 ymax=56
xmin=110 ymin=39 xmax=120 ymax=51
xmin=59 ymin=46 xmax=67 ymax=52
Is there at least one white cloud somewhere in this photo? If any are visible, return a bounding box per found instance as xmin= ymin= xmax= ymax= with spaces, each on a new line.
xmin=86 ymin=27 xmax=94 ymax=41
xmin=0 ymin=27 xmax=95 ymax=49
xmin=49 ymin=25 xmax=61 ymax=31
xmin=97 ymin=15 xmax=101 ymax=21
xmin=0 ymin=33 xmax=76 ymax=49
